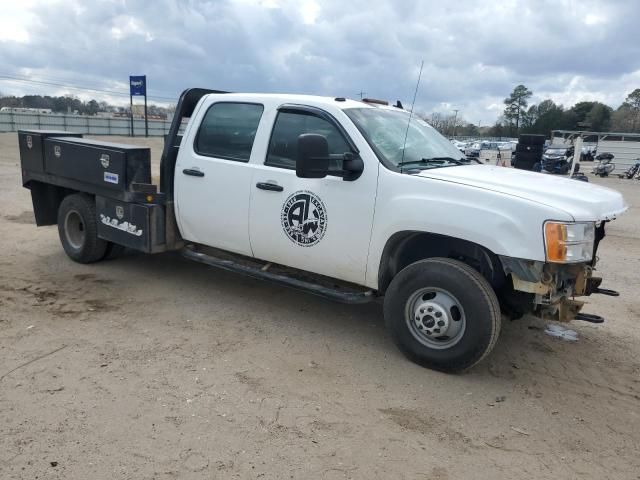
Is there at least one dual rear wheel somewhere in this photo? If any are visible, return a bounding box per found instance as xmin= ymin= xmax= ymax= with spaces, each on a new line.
xmin=57 ymin=194 xmax=123 ymax=263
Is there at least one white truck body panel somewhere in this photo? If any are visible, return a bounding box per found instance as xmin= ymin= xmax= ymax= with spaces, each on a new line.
xmin=174 ymin=98 xmax=255 ymax=256
xmin=173 ymin=92 xmax=628 ymax=290
xmin=248 ymin=101 xmax=378 ymax=284
xmin=421 ymin=165 xmax=628 ymax=222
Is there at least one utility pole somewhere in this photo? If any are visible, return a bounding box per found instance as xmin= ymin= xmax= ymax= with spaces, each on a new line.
xmin=452 ymin=109 xmax=459 ymax=137
xmin=144 ymin=76 xmax=149 ymax=138
xmin=356 ymin=91 xmax=366 ymax=100
xmin=129 ymin=92 xmax=134 ymax=137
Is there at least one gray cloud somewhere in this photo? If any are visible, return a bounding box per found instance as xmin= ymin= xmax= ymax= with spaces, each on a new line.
xmin=1 ymin=0 xmax=639 ymax=124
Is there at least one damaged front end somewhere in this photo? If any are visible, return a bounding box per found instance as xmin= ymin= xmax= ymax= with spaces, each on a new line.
xmin=499 ymin=222 xmax=619 ymax=323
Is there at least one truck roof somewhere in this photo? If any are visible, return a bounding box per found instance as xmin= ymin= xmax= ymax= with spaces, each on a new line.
xmin=203 ymin=93 xmax=401 ymax=111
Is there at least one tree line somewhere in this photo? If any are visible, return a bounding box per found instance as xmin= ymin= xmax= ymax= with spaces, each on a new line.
xmin=424 ymin=86 xmax=640 ymax=138
xmin=0 ymin=94 xmax=174 ymax=118
xmin=491 ymin=85 xmax=640 ymax=137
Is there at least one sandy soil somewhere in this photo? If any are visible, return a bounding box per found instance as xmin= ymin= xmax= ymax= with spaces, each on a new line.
xmin=1 ymin=133 xmax=639 ymax=480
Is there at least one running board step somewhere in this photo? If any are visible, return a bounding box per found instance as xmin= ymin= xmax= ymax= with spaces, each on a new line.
xmin=182 ymin=247 xmax=375 ymax=304
xmin=575 ymin=313 xmax=605 ymax=324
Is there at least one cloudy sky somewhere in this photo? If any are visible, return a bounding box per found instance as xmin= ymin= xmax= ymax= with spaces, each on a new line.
xmin=1 ymin=0 xmax=639 ymax=124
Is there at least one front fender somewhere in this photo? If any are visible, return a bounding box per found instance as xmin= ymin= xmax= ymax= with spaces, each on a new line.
xmin=364 ymin=173 xmax=572 ymax=289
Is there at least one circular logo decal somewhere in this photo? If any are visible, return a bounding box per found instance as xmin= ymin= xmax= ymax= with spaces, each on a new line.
xmin=281 ymin=191 xmax=327 ymax=247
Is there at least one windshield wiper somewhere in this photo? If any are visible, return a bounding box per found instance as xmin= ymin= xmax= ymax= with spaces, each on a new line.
xmin=424 ymin=157 xmax=465 ymax=165
xmin=400 ymin=157 xmax=465 ymax=168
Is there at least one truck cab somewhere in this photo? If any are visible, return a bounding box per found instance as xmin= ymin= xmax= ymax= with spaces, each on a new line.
xmin=18 ymin=88 xmax=628 ymax=372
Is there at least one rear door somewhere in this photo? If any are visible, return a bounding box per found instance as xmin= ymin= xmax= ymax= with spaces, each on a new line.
xmin=248 ymin=105 xmax=378 ymax=285
xmin=175 ymin=100 xmax=264 ymax=256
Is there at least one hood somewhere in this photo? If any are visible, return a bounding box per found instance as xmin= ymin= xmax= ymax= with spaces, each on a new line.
xmin=418 ymin=165 xmax=628 ymax=221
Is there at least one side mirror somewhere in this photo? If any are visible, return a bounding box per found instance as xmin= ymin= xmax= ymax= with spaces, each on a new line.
xmin=297 ymin=134 xmax=329 ymax=179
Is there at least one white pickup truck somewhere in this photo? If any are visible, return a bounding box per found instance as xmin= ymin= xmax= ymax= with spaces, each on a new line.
xmin=18 ymin=88 xmax=627 ymax=372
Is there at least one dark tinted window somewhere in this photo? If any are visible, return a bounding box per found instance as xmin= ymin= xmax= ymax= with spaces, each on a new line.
xmin=266 ymin=111 xmax=350 ymax=169
xmin=195 ymin=103 xmax=264 ymax=162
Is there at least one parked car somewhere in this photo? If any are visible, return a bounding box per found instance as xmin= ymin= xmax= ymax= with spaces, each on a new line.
xmin=466 ymin=141 xmax=511 ymax=158
xmin=543 ymin=145 xmax=573 ymax=161
xmin=450 ymin=139 xmax=467 ymax=153
xmin=538 ymin=146 xmax=575 ymax=175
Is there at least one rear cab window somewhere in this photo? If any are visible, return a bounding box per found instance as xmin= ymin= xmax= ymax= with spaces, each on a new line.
xmin=195 ymin=102 xmax=264 ymax=162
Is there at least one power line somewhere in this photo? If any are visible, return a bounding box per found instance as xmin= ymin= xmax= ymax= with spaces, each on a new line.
xmin=0 ymin=74 xmax=177 ymax=101
xmin=0 ymin=73 xmax=176 ymax=100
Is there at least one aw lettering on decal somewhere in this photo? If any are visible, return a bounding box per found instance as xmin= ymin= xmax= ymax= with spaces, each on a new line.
xmin=281 ymin=191 xmax=327 ymax=247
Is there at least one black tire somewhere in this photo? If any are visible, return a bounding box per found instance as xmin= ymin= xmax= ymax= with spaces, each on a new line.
xmin=57 ymin=193 xmax=108 ymax=263
xmin=571 ymin=173 xmax=589 ymax=182
xmin=516 ymin=143 xmax=544 ymax=154
xmin=383 ymin=258 xmax=501 ymax=372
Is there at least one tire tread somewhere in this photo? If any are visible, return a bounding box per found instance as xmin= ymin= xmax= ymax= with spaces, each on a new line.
xmin=57 ymin=193 xmax=108 ymax=263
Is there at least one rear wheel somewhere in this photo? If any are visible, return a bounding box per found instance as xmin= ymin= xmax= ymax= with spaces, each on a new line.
xmin=384 ymin=258 xmax=501 ymax=372
xmin=57 ymin=194 xmax=108 ymax=263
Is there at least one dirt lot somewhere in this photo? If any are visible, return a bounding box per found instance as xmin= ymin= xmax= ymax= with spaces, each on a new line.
xmin=1 ymin=133 xmax=639 ymax=480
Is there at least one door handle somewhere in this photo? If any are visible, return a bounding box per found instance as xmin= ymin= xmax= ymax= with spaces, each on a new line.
xmin=183 ymin=168 xmax=204 ymax=177
xmin=256 ymin=182 xmax=283 ymax=192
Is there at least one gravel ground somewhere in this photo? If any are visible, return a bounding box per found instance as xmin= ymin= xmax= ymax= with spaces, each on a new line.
xmin=1 ymin=133 xmax=639 ymax=480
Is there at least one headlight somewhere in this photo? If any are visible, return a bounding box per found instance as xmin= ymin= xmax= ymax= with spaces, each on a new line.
xmin=544 ymin=221 xmax=595 ymax=263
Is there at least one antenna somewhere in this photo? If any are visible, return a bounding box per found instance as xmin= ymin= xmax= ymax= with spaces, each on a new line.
xmin=400 ymin=60 xmax=424 ymax=173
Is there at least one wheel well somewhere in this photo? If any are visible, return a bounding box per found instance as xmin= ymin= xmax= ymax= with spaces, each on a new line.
xmin=378 ymin=231 xmax=506 ymax=294
xmin=26 ymin=181 xmax=78 ymax=226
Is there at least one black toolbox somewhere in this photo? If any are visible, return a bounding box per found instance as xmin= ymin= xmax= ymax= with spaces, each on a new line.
xmin=18 ymin=130 xmax=83 ymax=174
xmin=43 ymin=137 xmax=151 ymax=191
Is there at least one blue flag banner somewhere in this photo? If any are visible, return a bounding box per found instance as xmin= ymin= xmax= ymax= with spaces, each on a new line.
xmin=129 ymin=76 xmax=146 ymax=96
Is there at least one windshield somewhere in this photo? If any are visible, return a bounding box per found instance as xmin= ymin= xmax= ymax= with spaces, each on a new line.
xmin=344 ymin=108 xmax=465 ymax=169
xmin=545 ymin=148 xmax=566 ymax=155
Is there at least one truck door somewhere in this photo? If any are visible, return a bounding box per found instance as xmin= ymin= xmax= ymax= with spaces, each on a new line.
xmin=175 ymin=101 xmax=264 ymax=256
xmin=249 ymin=106 xmax=378 ymax=285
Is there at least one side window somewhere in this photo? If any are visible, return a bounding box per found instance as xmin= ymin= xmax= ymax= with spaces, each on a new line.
xmin=195 ymin=103 xmax=264 ymax=162
xmin=266 ymin=111 xmax=350 ymax=169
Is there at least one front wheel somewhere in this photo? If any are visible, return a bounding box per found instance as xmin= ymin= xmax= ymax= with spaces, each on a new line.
xmin=384 ymin=258 xmax=501 ymax=372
